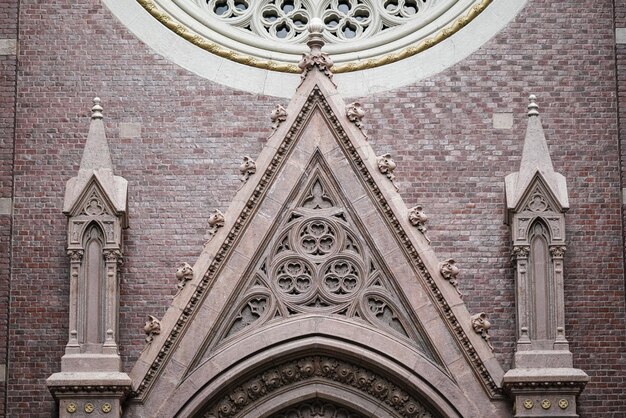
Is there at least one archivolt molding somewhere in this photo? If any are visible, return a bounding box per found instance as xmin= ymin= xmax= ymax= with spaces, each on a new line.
xmin=198 ymin=355 xmax=438 ymax=418
xmin=135 ymin=0 xmax=492 ymax=73
xmin=132 ymin=85 xmax=501 ymax=400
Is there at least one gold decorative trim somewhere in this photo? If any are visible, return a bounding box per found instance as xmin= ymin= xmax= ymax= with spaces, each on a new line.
xmin=136 ymin=0 xmax=493 ymax=74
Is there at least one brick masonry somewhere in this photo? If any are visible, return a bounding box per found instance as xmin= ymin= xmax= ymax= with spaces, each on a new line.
xmin=3 ymin=0 xmax=626 ymax=417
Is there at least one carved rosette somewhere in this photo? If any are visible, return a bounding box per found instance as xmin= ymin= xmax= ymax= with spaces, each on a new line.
xmin=201 ymin=356 xmax=434 ymax=418
xmin=376 ymin=153 xmax=399 ymax=191
xmin=471 ymin=312 xmax=494 ymax=351
xmin=299 ymin=51 xmax=334 ymax=82
xmin=438 ymin=258 xmax=462 ymax=296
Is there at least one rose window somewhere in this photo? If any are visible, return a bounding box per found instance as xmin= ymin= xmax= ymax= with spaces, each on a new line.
xmin=139 ymin=0 xmax=497 ymax=73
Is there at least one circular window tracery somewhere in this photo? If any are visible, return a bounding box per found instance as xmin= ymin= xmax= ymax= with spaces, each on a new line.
xmin=136 ymin=0 xmax=497 ymax=72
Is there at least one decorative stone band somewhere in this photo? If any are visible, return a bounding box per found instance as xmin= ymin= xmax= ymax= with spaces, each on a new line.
xmin=504 ymin=380 xmax=588 ymax=393
xmin=132 ymin=87 xmax=501 ymax=400
xmin=135 ymin=0 xmax=492 ymax=73
xmin=48 ymin=384 xmax=132 ymax=398
xmin=200 ymin=355 xmax=435 ymax=418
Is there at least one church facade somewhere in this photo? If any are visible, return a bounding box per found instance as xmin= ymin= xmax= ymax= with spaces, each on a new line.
xmin=1 ymin=0 xmax=626 ymax=417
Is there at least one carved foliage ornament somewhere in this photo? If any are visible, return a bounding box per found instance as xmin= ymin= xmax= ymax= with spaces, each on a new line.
xmin=377 ymin=153 xmax=399 ymax=191
xmin=144 ymin=315 xmax=162 ymax=346
xmin=239 ymin=156 xmax=257 ymax=184
xmin=272 ymin=400 xmax=365 ymax=418
xmin=408 ymin=205 xmax=430 ymax=244
xmin=206 ymin=209 xmax=226 ymax=244
xmin=438 ymin=258 xmax=462 ymax=297
xmin=271 ymin=104 xmax=288 ymax=132
xmin=471 ymin=312 xmax=493 ymax=351
xmin=201 ymin=355 xmax=435 ymax=418
xmin=176 ymin=262 xmax=194 ymax=293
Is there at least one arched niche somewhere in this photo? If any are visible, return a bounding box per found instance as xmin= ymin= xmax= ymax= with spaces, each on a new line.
xmin=81 ymin=222 xmax=106 ymax=347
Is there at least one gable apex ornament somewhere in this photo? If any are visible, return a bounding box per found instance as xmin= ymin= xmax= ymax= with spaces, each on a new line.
xmin=505 ymin=94 xmax=568 ymax=221
xmin=298 ymin=18 xmax=334 ymax=85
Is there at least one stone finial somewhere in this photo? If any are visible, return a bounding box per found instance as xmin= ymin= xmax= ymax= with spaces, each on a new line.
xmin=175 ymin=262 xmax=194 ymax=293
xmin=439 ymin=258 xmax=462 ymax=296
xmin=91 ymin=97 xmax=103 ymax=120
xmin=471 ymin=312 xmax=493 ymax=351
xmin=239 ymin=156 xmax=257 ymax=184
xmin=143 ymin=315 xmax=161 ymax=346
xmin=298 ymin=17 xmax=334 ymax=84
xmin=377 ymin=153 xmax=399 ymax=191
xmin=527 ymin=94 xmax=539 ymax=117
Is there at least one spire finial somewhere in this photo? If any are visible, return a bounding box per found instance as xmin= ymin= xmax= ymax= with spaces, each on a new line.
xmin=527 ymin=94 xmax=539 ymax=117
xmin=91 ymin=97 xmax=103 ymax=120
xmin=307 ymin=18 xmax=325 ymax=53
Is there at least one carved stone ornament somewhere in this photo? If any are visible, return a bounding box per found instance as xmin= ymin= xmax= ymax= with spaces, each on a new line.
xmin=270 ymin=104 xmax=288 ymax=132
xmin=143 ymin=315 xmax=161 ymax=346
xmin=408 ymin=205 xmax=430 ymax=244
xmin=238 ymin=156 xmax=257 ymax=184
xmin=346 ymin=101 xmax=365 ymax=130
xmin=298 ymin=18 xmax=334 ymax=84
xmin=511 ymin=245 xmax=530 ymax=260
xmin=550 ymin=245 xmax=567 ymax=259
xmin=377 ymin=153 xmax=399 ymax=191
xmin=205 ymin=209 xmax=226 ymax=245
xmin=175 ymin=262 xmax=194 ymax=293
xmin=273 ymin=400 xmax=365 ymax=418
xmin=67 ymin=249 xmax=84 ymax=262
xmin=103 ymin=249 xmax=123 ymax=264
xmin=201 ymin=355 xmax=434 ymax=418
xmin=438 ymin=258 xmax=462 ymax=296
xmin=471 ymin=312 xmax=494 ymax=351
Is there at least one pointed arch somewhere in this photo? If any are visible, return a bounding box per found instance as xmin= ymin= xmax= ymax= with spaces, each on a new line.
xmin=527 ymin=219 xmax=554 ymax=342
xmin=81 ymin=222 xmax=106 ymax=346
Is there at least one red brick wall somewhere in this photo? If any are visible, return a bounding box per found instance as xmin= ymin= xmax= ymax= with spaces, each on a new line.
xmin=0 ymin=0 xmax=19 ymax=415
xmin=6 ymin=0 xmax=626 ymax=416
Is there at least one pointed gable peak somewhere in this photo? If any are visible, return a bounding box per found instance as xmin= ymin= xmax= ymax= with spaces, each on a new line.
xmin=64 ymin=98 xmax=128 ymax=219
xmin=506 ymin=94 xmax=568 ymax=213
xmin=79 ymin=97 xmax=114 ymax=173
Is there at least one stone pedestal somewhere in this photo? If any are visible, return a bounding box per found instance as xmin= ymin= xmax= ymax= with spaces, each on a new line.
xmin=47 ymin=372 xmax=131 ymax=418
xmin=503 ymin=368 xmax=588 ymax=417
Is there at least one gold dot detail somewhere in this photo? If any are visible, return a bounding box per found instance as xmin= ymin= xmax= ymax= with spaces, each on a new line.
xmin=66 ymin=402 xmax=77 ymax=413
xmin=541 ymin=399 xmax=551 ymax=410
xmin=559 ymin=399 xmax=569 ymax=410
xmin=84 ymin=402 xmax=95 ymax=413
xmin=523 ymin=399 xmax=533 ymax=409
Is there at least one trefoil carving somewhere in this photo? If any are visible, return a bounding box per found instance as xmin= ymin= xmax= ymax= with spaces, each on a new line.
xmin=438 ymin=258 xmax=462 ymax=297
xmin=175 ymin=262 xmax=194 ymax=294
xmin=408 ymin=205 xmax=430 ymax=244
xmin=377 ymin=153 xmax=399 ymax=191
xmin=471 ymin=312 xmax=493 ymax=351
